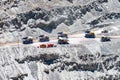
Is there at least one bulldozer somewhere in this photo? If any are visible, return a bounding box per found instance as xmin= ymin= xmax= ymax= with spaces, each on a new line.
xmin=39 ymin=35 xmax=49 ymax=42
xmin=22 ymin=36 xmax=33 ymax=44
xmin=101 ymin=36 xmax=111 ymax=42
xmin=85 ymin=30 xmax=95 ymax=38
xmin=57 ymin=32 xmax=69 ymax=44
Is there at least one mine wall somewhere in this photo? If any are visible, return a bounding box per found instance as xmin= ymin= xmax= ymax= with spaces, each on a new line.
xmin=0 ymin=40 xmax=120 ymax=80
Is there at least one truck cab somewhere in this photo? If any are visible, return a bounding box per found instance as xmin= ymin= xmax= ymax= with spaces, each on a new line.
xmin=22 ymin=36 xmax=33 ymax=44
xmin=57 ymin=32 xmax=69 ymax=44
xmin=101 ymin=36 xmax=111 ymax=42
xmin=39 ymin=35 xmax=49 ymax=42
xmin=85 ymin=30 xmax=95 ymax=38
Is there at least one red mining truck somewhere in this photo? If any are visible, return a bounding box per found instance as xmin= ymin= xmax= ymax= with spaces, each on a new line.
xmin=37 ymin=43 xmax=56 ymax=48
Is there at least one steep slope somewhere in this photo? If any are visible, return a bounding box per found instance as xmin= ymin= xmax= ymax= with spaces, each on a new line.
xmin=0 ymin=0 xmax=120 ymax=43
xmin=0 ymin=40 xmax=120 ymax=80
xmin=0 ymin=0 xmax=120 ymax=80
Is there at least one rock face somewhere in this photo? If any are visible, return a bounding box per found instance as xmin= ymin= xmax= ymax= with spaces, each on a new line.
xmin=0 ymin=40 xmax=120 ymax=80
xmin=0 ymin=0 xmax=120 ymax=80
xmin=0 ymin=0 xmax=120 ymax=43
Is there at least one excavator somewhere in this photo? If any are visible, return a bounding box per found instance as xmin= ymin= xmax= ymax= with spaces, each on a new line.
xmin=85 ymin=30 xmax=95 ymax=38
xmin=57 ymin=32 xmax=69 ymax=44
xmin=39 ymin=35 xmax=49 ymax=42
xmin=22 ymin=36 xmax=33 ymax=44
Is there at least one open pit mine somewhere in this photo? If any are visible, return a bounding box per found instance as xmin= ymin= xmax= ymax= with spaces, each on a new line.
xmin=0 ymin=0 xmax=120 ymax=80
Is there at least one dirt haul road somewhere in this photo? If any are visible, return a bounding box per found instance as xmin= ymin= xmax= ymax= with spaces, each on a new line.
xmin=0 ymin=33 xmax=120 ymax=47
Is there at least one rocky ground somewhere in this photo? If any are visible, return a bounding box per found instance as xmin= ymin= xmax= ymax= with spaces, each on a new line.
xmin=0 ymin=0 xmax=120 ymax=43
xmin=0 ymin=39 xmax=120 ymax=80
xmin=0 ymin=0 xmax=120 ymax=80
